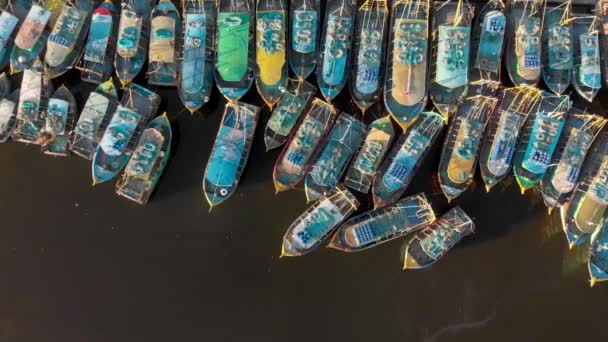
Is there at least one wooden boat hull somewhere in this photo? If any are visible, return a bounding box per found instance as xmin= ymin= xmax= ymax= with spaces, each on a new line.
xmin=438 ymin=95 xmax=497 ymax=202
xmin=70 ymin=79 xmax=119 ymax=159
xmin=288 ymin=0 xmax=320 ymax=79
xmin=282 ymin=185 xmax=359 ymax=257
xmin=513 ymin=93 xmax=569 ymax=192
xmin=344 ymin=116 xmax=395 ymax=193
xmin=329 ymin=193 xmax=435 ymax=252
xmin=116 ymin=114 xmax=172 ymax=205
xmin=264 ymin=79 xmax=316 ymax=150
xmin=92 ymin=84 xmax=161 ymax=184
xmin=372 ymin=111 xmax=444 ymax=208
xmin=272 ymin=98 xmax=337 ymax=193
xmin=41 ymin=85 xmax=77 ymax=156
xmin=403 ymin=206 xmax=475 ymax=269
xmin=304 ymin=113 xmax=367 ymax=202
xmin=203 ymin=101 xmax=260 ymax=208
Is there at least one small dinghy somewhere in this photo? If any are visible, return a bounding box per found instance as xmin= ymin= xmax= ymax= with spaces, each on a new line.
xmin=281 ymin=185 xmax=359 ymax=257
xmin=329 ymin=193 xmax=435 ymax=252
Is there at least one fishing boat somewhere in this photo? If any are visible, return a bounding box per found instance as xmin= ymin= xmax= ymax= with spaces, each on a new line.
xmin=384 ymin=0 xmax=429 ymax=126
xmin=178 ymin=0 xmax=216 ymax=112
xmin=317 ymin=0 xmax=357 ymax=102
xmin=589 ymin=217 xmax=608 ymax=287
xmin=70 ymin=78 xmax=118 ymax=159
xmin=349 ymin=0 xmax=388 ymax=111
xmin=273 ymin=98 xmax=338 ymax=193
xmin=0 ymin=7 xmax=20 ymax=71
xmin=429 ymin=0 xmax=474 ymax=118
xmin=41 ymin=85 xmax=77 ymax=156
xmin=468 ymin=0 xmax=506 ymax=96
xmin=561 ymin=132 xmax=608 ymax=247
xmin=403 ymin=206 xmax=475 ymax=269
xmin=44 ymin=1 xmax=95 ymax=79
xmin=203 ymin=101 xmax=259 ymax=209
xmin=505 ymin=0 xmax=545 ymax=87
xmin=255 ymin=0 xmax=288 ymax=107
xmin=11 ymin=58 xmax=50 ymax=144
xmin=116 ymin=113 xmax=172 ymax=205
xmin=304 ymin=113 xmax=366 ymax=202
xmin=513 ymin=92 xmax=569 ymax=193
xmin=344 ymin=116 xmax=395 ymax=193
xmin=542 ymin=3 xmax=572 ymax=95
xmin=45 ymin=0 xmax=64 ymax=27
xmin=81 ymin=0 xmax=119 ymax=84
xmin=540 ymin=111 xmax=606 ymax=212
xmin=92 ymin=83 xmax=161 ymax=185
xmin=264 ymin=78 xmax=316 ymax=151
xmin=0 ymin=71 xmax=8 ymax=97
xmin=281 ymin=184 xmax=359 ymax=257
xmin=288 ymin=0 xmax=320 ymax=79
xmin=9 ymin=0 xmax=32 ymax=20
xmin=10 ymin=3 xmax=51 ymax=73
xmin=115 ymin=0 xmax=153 ymax=86
xmin=0 ymin=89 xmax=18 ymax=142
xmin=572 ymin=14 xmax=601 ymax=102
xmin=438 ymin=95 xmax=498 ymax=202
xmin=215 ymin=0 xmax=255 ymax=101
xmin=372 ymin=111 xmax=445 ymax=208
xmin=478 ymin=86 xmax=540 ymax=191
xmin=597 ymin=0 xmax=608 ymax=86
xmin=329 ymin=193 xmax=435 ymax=252
xmin=148 ymin=0 xmax=181 ymax=86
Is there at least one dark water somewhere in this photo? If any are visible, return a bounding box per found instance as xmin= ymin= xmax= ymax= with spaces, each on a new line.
xmin=1 ymin=1 xmax=607 ymax=341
